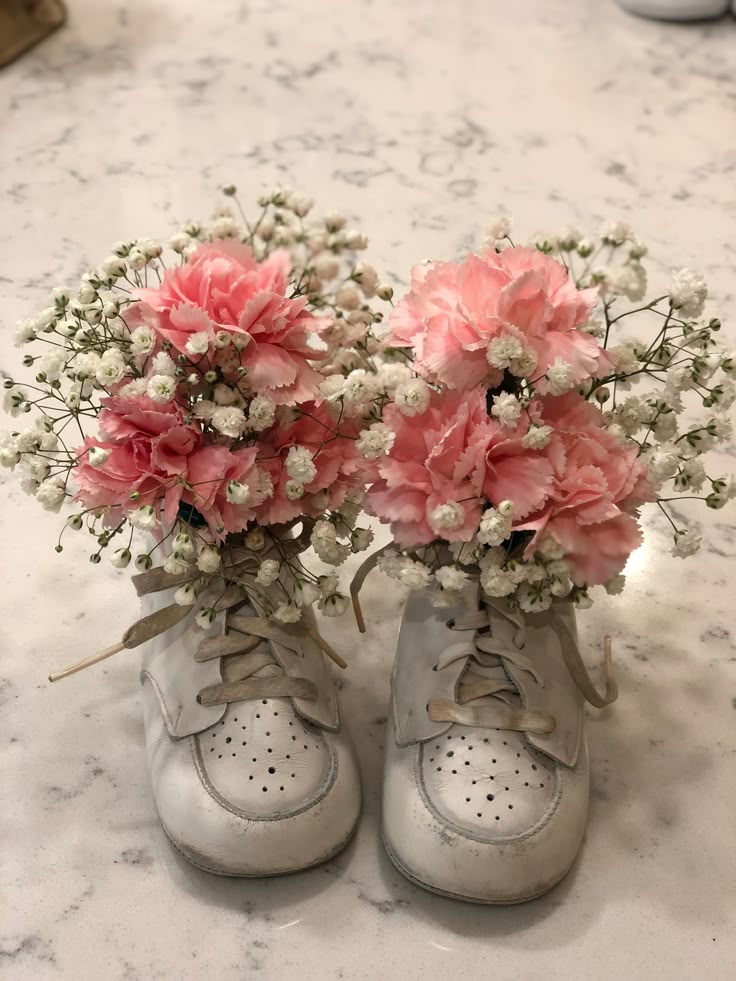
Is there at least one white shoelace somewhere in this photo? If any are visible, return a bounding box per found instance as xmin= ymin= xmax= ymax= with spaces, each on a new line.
xmin=426 ymin=602 xmax=617 ymax=736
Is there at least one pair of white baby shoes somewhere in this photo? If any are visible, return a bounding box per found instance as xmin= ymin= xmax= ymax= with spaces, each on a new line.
xmin=140 ymin=573 xmax=613 ymax=904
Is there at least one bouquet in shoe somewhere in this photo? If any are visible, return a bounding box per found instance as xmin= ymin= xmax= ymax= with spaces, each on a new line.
xmin=0 ymin=187 xmax=395 ymax=672
xmin=365 ymin=220 xmax=735 ymax=612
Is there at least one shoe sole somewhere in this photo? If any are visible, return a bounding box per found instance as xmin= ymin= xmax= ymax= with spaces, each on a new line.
xmin=158 ymin=807 xmax=361 ymax=878
xmin=382 ymin=829 xmax=572 ymax=905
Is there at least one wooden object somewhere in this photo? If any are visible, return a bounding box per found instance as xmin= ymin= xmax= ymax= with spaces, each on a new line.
xmin=0 ymin=0 xmax=66 ymax=67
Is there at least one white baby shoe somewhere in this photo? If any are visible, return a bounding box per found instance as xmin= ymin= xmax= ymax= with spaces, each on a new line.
xmin=139 ymin=583 xmax=361 ymax=876
xmin=617 ymin=0 xmax=729 ymax=19
xmin=382 ymin=582 xmax=615 ymax=903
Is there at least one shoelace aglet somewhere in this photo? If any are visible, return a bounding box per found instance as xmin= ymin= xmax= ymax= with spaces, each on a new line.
xmin=48 ymin=641 xmax=127 ymax=683
xmin=307 ymin=626 xmax=347 ymax=669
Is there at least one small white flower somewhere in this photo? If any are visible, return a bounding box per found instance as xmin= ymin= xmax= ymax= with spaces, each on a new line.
xmin=195 ymin=608 xmax=217 ymax=628
xmin=342 ymin=368 xmax=377 ymax=408
xmin=212 ymin=406 xmax=246 ymax=438
xmin=477 ymin=508 xmax=512 ymax=547
xmin=312 ymin=252 xmax=340 ymax=281
xmin=344 ymin=230 xmax=368 ymax=250
xmin=672 ymin=528 xmax=702 ymax=559
xmin=87 ymin=446 xmax=111 ymax=468
xmin=151 ymin=352 xmax=177 ymax=377
xmin=285 ymin=445 xmax=317 ymax=485
xmin=435 ymin=566 xmax=468 ymax=592
xmin=14 ymin=319 xmax=37 ymax=346
xmin=550 ymin=576 xmax=573 ymax=598
xmin=255 ymin=559 xmax=281 ymax=587
xmin=356 ymin=422 xmax=395 ymax=460
xmin=486 ymin=334 xmax=523 ymax=370
xmin=647 ymin=443 xmax=680 ymax=483
xmin=429 ymin=501 xmax=465 ymax=533
xmin=110 ymin=548 xmax=132 ymax=569
xmin=164 ymin=553 xmax=191 ymax=575
xmin=609 ymin=344 xmax=640 ymax=376
xmin=512 ymin=347 xmax=538 ymax=378
xmin=172 ymin=533 xmax=195 ymax=558
xmin=319 ymin=574 xmax=340 ymax=597
xmin=129 ymin=325 xmax=156 ymax=356
xmin=319 ymin=592 xmax=351 ymax=617
xmin=174 ymin=583 xmax=197 ymax=606
xmin=608 ymin=262 xmax=647 ymax=302
xmin=521 ymin=424 xmax=552 ymax=450
xmin=130 ymin=505 xmax=158 ymax=530
xmin=605 ymin=574 xmax=626 ymax=596
xmin=226 ymin=480 xmax=250 ymax=505
xmin=517 ymin=582 xmax=552 ymax=614
xmin=669 ymin=269 xmax=707 ymax=318
xmin=35 ymin=478 xmax=66 ymax=512
xmin=485 ymin=215 xmax=513 ymax=244
xmin=0 ymin=434 xmax=20 ymax=470
xmin=72 ymin=351 xmax=102 ymax=379
xmin=335 ymin=285 xmax=362 ymax=310
xmin=377 ymin=362 xmax=411 ymax=393
xmin=285 ymin=479 xmax=305 ymax=500
xmin=37 ymin=350 xmax=66 ymax=382
xmin=491 ymin=392 xmax=522 ymax=428
xmin=545 ymin=358 xmax=575 ymax=396
xmin=353 ymin=262 xmax=379 ymax=297
xmin=247 ymin=395 xmax=276 ymax=432
xmin=100 ymin=255 xmax=127 ymax=278
xmin=351 ymin=527 xmax=374 ymax=553
xmin=118 ymin=378 xmax=148 ymax=398
xmin=480 ymin=569 xmax=516 ymax=598
xmin=287 ymin=191 xmax=313 ymax=217
xmin=600 ymin=220 xmax=632 ymax=246
xmin=394 ymin=378 xmax=430 ymax=417
xmin=194 ymin=399 xmax=217 ymax=421
xmin=185 ymin=332 xmax=211 ymax=357
xmin=376 ymin=548 xmax=407 ymax=579
xmin=398 ymin=561 xmax=433 ymax=590
xmin=324 ymin=211 xmax=347 ymax=232
xmin=293 ymin=580 xmax=321 ymax=607
xmin=675 ymin=458 xmax=706 ymax=492
xmin=147 ymin=374 xmax=177 ymax=403
xmin=273 ymin=603 xmax=302 ymax=623
xmin=195 ymin=547 xmax=220 ymax=573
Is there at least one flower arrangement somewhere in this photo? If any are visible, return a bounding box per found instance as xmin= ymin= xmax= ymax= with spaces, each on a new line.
xmin=3 ymin=200 xmax=734 ymax=652
xmin=1 ymin=187 xmax=395 ymax=634
xmin=365 ymin=219 xmax=735 ymax=613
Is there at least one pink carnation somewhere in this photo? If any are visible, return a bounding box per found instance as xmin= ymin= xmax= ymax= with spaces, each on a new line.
xmin=255 ymin=403 xmax=363 ymax=525
xmin=73 ymin=394 xmax=270 ymax=537
xmin=518 ymin=393 xmax=655 ymax=585
xmin=386 ymin=246 xmax=611 ymax=393
xmin=136 ymin=240 xmax=325 ymax=405
xmin=366 ymin=388 xmax=556 ymax=548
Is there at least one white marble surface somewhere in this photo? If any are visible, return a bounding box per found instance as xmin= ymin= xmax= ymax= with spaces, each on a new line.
xmin=2 ymin=1 xmax=736 ymax=978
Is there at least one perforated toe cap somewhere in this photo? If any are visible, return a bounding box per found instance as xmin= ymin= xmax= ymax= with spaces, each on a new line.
xmin=195 ymin=699 xmax=335 ymax=818
xmin=418 ymin=726 xmax=559 ymax=839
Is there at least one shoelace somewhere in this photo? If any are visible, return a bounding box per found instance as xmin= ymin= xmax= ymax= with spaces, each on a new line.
xmin=426 ymin=601 xmax=617 ymax=736
xmin=193 ymin=609 xmax=321 ymax=708
xmin=49 ymin=525 xmax=346 ymax=703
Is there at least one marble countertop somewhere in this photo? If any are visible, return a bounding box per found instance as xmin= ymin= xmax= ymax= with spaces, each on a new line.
xmin=2 ymin=1 xmax=736 ymax=978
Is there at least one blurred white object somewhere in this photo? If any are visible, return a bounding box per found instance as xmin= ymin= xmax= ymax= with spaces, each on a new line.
xmin=617 ymin=0 xmax=729 ymax=18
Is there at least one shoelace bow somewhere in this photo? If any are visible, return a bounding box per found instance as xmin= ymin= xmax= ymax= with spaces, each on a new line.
xmin=351 ymin=547 xmax=617 ymax=737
